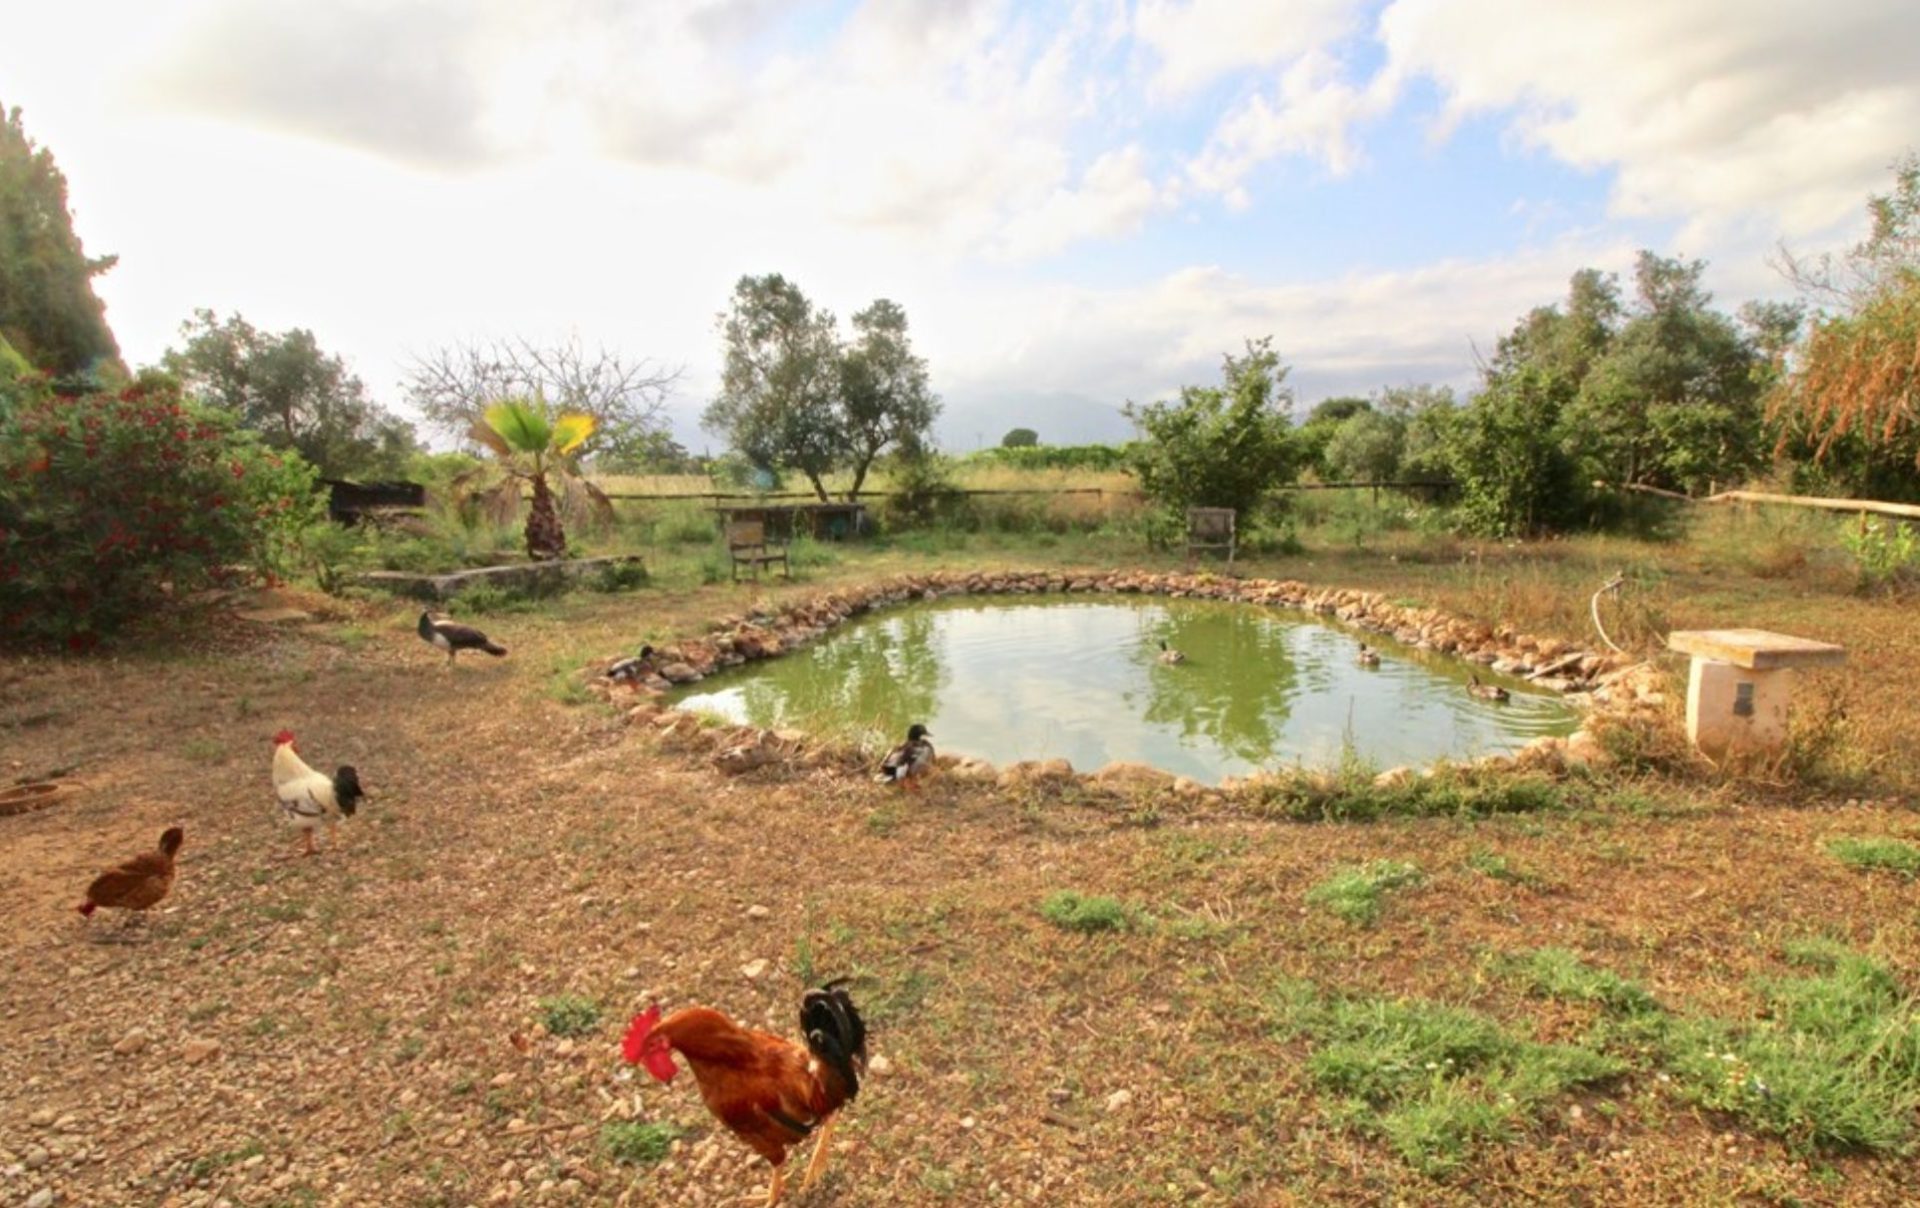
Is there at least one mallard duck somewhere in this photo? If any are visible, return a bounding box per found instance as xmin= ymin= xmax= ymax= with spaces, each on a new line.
xmin=606 ymin=645 xmax=657 ymax=685
xmin=1356 ymin=642 xmax=1382 ymax=668
xmin=875 ymin=724 xmax=935 ymax=790
xmin=1157 ymin=640 xmax=1186 ymax=666
xmin=1468 ymin=674 xmax=1510 ymax=702
xmin=418 ymin=611 xmax=507 ymax=667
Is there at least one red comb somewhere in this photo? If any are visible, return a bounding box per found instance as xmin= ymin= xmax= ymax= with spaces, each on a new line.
xmin=621 ymin=1004 xmax=661 ymax=1064
xmin=273 ymin=729 xmax=296 ymax=746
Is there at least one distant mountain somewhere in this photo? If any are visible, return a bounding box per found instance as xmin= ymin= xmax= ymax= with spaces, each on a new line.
xmin=931 ymin=388 xmax=1136 ymax=452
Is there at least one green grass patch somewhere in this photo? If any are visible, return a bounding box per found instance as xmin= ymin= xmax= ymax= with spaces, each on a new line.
xmin=1463 ymin=848 xmax=1542 ymax=887
xmin=1268 ymin=979 xmax=1621 ymax=1175
xmin=537 ymin=995 xmax=602 ymax=1038
xmin=600 ymin=1120 xmax=681 ymax=1166
xmin=1305 ymin=860 xmax=1422 ymax=926
xmin=1666 ymin=945 xmax=1920 ymax=1153
xmin=1039 ymin=890 xmax=1131 ymax=933
xmin=1244 ymin=767 xmax=1568 ymax=823
xmin=1824 ymin=836 xmax=1920 ymax=878
xmin=1507 ymin=948 xmax=1659 ymax=1015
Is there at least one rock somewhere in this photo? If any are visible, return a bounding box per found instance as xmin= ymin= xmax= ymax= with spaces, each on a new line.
xmin=740 ymin=959 xmax=769 ymax=981
xmin=29 ymin=1109 xmax=55 ymax=1128
xmin=745 ymin=905 xmax=771 ymax=920
xmin=1104 ymin=1089 xmax=1134 ymax=1112
xmin=181 ymin=1037 xmax=222 ymax=1065
xmin=1090 ymin=761 xmax=1174 ymax=789
xmin=657 ymin=662 xmax=701 ymax=685
xmin=26 ymin=1190 xmax=54 ymax=1208
xmin=867 ymin=1054 xmax=893 ymax=1077
xmin=112 ymin=1028 xmax=150 ymax=1056
xmin=1372 ymin=766 xmax=1413 ymax=788
xmin=24 ymin=1146 xmax=48 ymax=1170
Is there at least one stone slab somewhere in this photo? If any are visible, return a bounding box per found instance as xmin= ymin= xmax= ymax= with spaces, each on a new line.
xmin=1667 ymin=628 xmax=1846 ymax=670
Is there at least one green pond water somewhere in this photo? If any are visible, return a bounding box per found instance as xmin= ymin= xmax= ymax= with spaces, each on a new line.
xmin=673 ymin=597 xmax=1582 ymax=784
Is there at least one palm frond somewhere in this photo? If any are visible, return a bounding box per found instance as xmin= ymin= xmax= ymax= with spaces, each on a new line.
xmin=554 ymin=464 xmax=616 ymax=532
xmin=550 ymin=412 xmax=597 ymax=455
xmin=484 ymin=399 xmax=555 ymax=454
xmin=468 ymin=420 xmax=513 ymax=459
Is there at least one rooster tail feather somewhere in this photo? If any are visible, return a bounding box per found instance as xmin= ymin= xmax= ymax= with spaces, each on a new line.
xmin=77 ymin=900 xmax=96 ymax=917
xmin=800 ymin=982 xmax=868 ymax=1104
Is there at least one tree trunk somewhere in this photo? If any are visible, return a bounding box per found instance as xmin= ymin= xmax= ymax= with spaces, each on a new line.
xmin=525 ymin=475 xmax=567 ymax=561
xmin=847 ymin=454 xmax=872 ymax=502
xmin=805 ymin=470 xmax=829 ymax=503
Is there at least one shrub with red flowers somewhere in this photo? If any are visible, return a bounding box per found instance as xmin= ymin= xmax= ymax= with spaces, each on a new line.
xmin=0 ymin=370 xmax=322 ymax=646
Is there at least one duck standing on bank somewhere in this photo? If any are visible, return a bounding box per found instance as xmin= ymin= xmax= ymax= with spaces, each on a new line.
xmin=875 ymin=724 xmax=935 ymax=791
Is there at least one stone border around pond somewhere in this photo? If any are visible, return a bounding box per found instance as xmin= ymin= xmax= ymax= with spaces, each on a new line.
xmin=583 ymin=569 xmax=1673 ymax=800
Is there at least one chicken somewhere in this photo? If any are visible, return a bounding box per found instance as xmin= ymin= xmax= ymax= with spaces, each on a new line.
xmin=418 ymin=611 xmax=508 ymax=667
xmin=78 ymin=826 xmax=184 ymax=929
xmin=874 ymin=723 xmax=934 ymax=791
xmin=622 ymin=981 xmax=867 ymax=1206
xmin=271 ymin=730 xmax=367 ymax=857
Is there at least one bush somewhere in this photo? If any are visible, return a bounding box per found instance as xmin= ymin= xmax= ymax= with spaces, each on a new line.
xmin=1840 ymin=516 xmax=1920 ymax=593
xmin=1125 ymin=338 xmax=1299 ymax=523
xmin=0 ymin=374 xmax=321 ymax=646
xmin=600 ymin=1121 xmax=680 ymax=1166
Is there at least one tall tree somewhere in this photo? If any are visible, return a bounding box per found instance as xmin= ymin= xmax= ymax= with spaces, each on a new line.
xmin=703 ymin=274 xmax=846 ymax=501
xmin=1000 ymin=427 xmax=1039 ymax=448
xmin=464 ymin=398 xmax=606 ymax=560
xmin=163 ymin=310 xmax=419 ymax=479
xmin=839 ymin=298 xmax=939 ymax=499
xmin=404 ymin=336 xmax=678 ymax=462
xmin=1125 ymin=338 xmax=1299 ymax=520
xmin=0 ymin=104 xmax=122 ymax=380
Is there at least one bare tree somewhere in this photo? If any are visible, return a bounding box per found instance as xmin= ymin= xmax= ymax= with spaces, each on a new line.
xmin=404 ymin=336 xmax=681 ymax=457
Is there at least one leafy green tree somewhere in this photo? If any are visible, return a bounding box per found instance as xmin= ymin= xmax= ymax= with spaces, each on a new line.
xmin=1491 ymin=268 xmax=1622 ymax=392
xmin=1323 ymin=409 xmax=1404 ymax=485
xmin=1001 ymin=427 xmax=1039 ymax=448
xmin=163 ymin=310 xmax=419 ymax=479
xmin=1777 ymin=153 xmax=1920 ymax=309
xmin=704 ymin=274 xmax=846 ymax=501
xmin=1125 ymin=338 xmax=1299 ymax=522
xmin=1446 ymin=368 xmax=1581 ymax=536
xmin=465 ymin=398 xmax=607 ymax=560
xmin=1376 ymin=384 xmax=1457 ymax=482
xmin=0 ymin=104 xmax=122 ymax=380
xmin=840 ymin=298 xmax=939 ymax=499
xmin=1295 ymin=396 xmax=1370 ymax=478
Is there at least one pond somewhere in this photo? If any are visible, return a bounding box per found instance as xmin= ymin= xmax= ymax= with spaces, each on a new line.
xmin=673 ymin=597 xmax=1582 ymax=784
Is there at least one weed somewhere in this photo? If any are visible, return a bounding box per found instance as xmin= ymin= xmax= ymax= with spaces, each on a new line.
xmin=1039 ymin=891 xmax=1131 ymax=933
xmin=600 ymin=1120 xmax=681 ymax=1166
xmin=1824 ymin=837 xmax=1920 ymax=878
xmin=181 ymin=737 xmax=227 ymax=765
xmin=537 ymin=995 xmax=602 ymax=1037
xmin=590 ymin=559 xmax=650 ymax=593
xmin=1464 ymin=849 xmax=1540 ymax=887
xmin=188 ymin=1140 xmax=265 ymax=1180
xmin=1268 ymin=979 xmax=1621 ymax=1175
xmin=1508 ymin=948 xmax=1659 ymax=1014
xmin=1305 ymin=860 xmax=1422 ymax=926
xmin=1665 ymin=946 xmax=1920 ymax=1152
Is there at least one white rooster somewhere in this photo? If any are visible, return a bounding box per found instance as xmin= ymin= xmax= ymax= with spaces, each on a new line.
xmin=271 ymin=730 xmax=367 ymax=857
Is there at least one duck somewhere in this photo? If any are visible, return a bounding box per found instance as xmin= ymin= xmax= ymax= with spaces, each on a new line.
xmin=606 ymin=645 xmax=657 ymax=685
xmin=1468 ymin=674 xmax=1510 ymax=702
xmin=875 ymin=724 xmax=935 ymax=791
xmin=1157 ymin=640 xmax=1186 ymax=666
xmin=418 ymin=611 xmax=507 ymax=667
xmin=1356 ymin=642 xmax=1382 ymax=668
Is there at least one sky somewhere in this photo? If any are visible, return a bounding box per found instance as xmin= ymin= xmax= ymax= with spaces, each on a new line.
xmin=3 ymin=0 xmax=1915 ymax=451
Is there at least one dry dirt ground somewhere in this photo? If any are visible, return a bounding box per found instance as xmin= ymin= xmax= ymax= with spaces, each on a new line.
xmin=2 ymin=550 xmax=1917 ymax=1207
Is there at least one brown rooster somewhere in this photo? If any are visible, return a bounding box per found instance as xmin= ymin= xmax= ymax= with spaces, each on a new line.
xmin=621 ymin=981 xmax=867 ymax=1205
xmin=78 ymin=826 xmax=184 ymax=929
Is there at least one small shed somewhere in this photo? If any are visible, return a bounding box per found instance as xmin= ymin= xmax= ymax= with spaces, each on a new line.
xmin=323 ymin=479 xmax=426 ymax=526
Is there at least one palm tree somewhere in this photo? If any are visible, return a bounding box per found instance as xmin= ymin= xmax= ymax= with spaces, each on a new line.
xmin=465 ymin=397 xmax=607 ymax=560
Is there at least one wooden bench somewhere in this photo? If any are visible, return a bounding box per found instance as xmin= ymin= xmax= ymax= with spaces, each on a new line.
xmin=726 ymin=519 xmax=790 ymax=582
xmin=1185 ymin=506 xmax=1237 ymax=565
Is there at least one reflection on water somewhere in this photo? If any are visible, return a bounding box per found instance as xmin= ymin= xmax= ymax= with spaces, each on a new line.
xmin=673 ymin=597 xmax=1581 ymax=784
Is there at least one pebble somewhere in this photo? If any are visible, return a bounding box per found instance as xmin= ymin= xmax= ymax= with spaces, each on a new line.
xmin=29 ymin=1110 xmax=54 ymax=1128
xmin=112 ymin=1029 xmax=150 ymax=1056
xmin=26 ymin=1190 xmax=53 ymax=1208
xmin=745 ymin=905 xmax=771 ymax=920
xmin=24 ymin=1147 xmax=49 ymax=1170
xmin=740 ymin=959 xmax=769 ymax=981
xmin=181 ymin=1038 xmax=222 ymax=1065
xmin=867 ymin=1054 xmax=893 ymax=1077
xmin=1105 ymin=1089 xmax=1134 ymax=1112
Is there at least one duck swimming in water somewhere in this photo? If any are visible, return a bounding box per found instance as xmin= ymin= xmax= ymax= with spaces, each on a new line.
xmin=1157 ymin=640 xmax=1186 ymax=666
xmin=1356 ymin=642 xmax=1381 ymax=668
xmin=1468 ymin=674 xmax=1510 ymax=702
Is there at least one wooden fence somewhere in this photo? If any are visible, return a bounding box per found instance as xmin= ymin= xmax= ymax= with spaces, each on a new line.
xmin=598 ymin=481 xmax=1454 ymax=505
xmin=1622 ymin=483 xmax=1920 ymax=522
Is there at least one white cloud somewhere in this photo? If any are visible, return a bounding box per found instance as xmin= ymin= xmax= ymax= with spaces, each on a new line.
xmin=1133 ymin=0 xmax=1363 ymax=98
xmin=1377 ymin=0 xmax=1920 ymax=242
xmin=1185 ymin=49 xmax=1392 ymax=200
